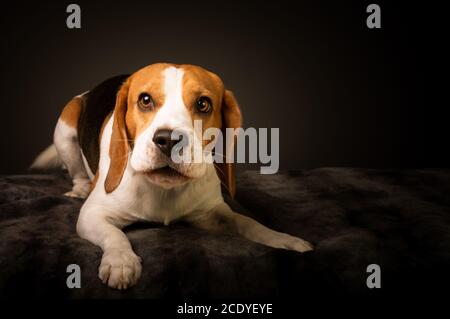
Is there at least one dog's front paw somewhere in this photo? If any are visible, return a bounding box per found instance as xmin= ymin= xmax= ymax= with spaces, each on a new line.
xmin=272 ymin=233 xmax=314 ymax=253
xmin=98 ymin=249 xmax=142 ymax=290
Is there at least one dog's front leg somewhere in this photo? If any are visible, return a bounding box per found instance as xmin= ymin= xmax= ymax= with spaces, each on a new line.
xmin=76 ymin=205 xmax=142 ymax=290
xmin=188 ymin=203 xmax=313 ymax=253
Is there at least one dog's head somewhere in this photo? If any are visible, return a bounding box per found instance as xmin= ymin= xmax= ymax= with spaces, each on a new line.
xmin=104 ymin=63 xmax=241 ymax=195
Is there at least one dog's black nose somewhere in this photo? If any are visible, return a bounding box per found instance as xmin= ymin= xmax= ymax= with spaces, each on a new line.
xmin=152 ymin=129 xmax=183 ymax=157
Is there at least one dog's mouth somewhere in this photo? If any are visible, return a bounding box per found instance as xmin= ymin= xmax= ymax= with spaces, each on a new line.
xmin=143 ymin=165 xmax=190 ymax=182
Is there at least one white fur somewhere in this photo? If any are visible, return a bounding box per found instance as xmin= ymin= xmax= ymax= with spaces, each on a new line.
xmin=82 ymin=115 xmax=223 ymax=225
xmin=54 ymin=119 xmax=91 ymax=198
xmin=77 ymin=114 xmax=223 ymax=289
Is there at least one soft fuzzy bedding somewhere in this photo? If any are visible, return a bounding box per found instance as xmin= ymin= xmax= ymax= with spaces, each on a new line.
xmin=0 ymin=168 xmax=449 ymax=298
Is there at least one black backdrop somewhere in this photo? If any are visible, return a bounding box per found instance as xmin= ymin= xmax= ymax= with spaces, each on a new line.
xmin=0 ymin=0 xmax=446 ymax=174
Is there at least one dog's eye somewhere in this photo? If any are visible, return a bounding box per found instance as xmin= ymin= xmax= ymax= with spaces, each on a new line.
xmin=138 ymin=93 xmax=154 ymax=111
xmin=195 ymin=97 xmax=212 ymax=113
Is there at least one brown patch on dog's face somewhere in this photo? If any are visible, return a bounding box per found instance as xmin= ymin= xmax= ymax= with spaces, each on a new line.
xmin=180 ymin=65 xmax=224 ymax=146
xmin=125 ymin=63 xmax=173 ymax=142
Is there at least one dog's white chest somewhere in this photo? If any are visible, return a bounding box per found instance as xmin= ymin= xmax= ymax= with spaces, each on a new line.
xmin=103 ymin=165 xmax=223 ymax=225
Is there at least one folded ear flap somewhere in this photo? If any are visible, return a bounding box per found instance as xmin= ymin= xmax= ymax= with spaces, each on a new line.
xmin=215 ymin=90 xmax=242 ymax=198
xmin=104 ymin=79 xmax=130 ymax=193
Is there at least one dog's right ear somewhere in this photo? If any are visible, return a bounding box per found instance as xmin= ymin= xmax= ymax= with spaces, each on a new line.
xmin=104 ymin=78 xmax=131 ymax=193
xmin=215 ymin=90 xmax=242 ymax=198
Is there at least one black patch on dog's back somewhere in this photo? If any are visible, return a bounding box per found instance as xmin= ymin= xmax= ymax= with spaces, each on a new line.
xmin=78 ymin=74 xmax=130 ymax=174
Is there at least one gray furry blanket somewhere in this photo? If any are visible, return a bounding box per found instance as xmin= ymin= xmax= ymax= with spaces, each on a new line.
xmin=0 ymin=168 xmax=449 ymax=298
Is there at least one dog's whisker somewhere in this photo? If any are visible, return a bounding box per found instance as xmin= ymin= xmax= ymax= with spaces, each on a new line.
xmin=213 ymin=163 xmax=232 ymax=195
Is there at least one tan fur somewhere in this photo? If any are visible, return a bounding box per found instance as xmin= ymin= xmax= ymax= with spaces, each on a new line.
xmin=181 ymin=64 xmax=225 ymax=145
xmin=60 ymin=96 xmax=83 ymax=128
xmin=125 ymin=64 xmax=168 ymax=140
xmin=104 ymin=80 xmax=130 ymax=193
xmin=215 ymin=90 xmax=242 ymax=198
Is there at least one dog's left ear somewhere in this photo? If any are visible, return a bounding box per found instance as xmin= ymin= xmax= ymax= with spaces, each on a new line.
xmin=215 ymin=90 xmax=242 ymax=198
xmin=104 ymin=78 xmax=131 ymax=193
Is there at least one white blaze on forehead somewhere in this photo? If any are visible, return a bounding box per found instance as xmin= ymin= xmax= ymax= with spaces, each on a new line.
xmin=163 ymin=66 xmax=184 ymax=100
xmin=148 ymin=66 xmax=191 ymax=130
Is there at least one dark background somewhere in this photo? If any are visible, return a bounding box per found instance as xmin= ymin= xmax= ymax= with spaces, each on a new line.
xmin=0 ymin=0 xmax=446 ymax=174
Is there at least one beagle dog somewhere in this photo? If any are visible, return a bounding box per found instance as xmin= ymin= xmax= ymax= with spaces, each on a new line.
xmin=32 ymin=63 xmax=313 ymax=289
